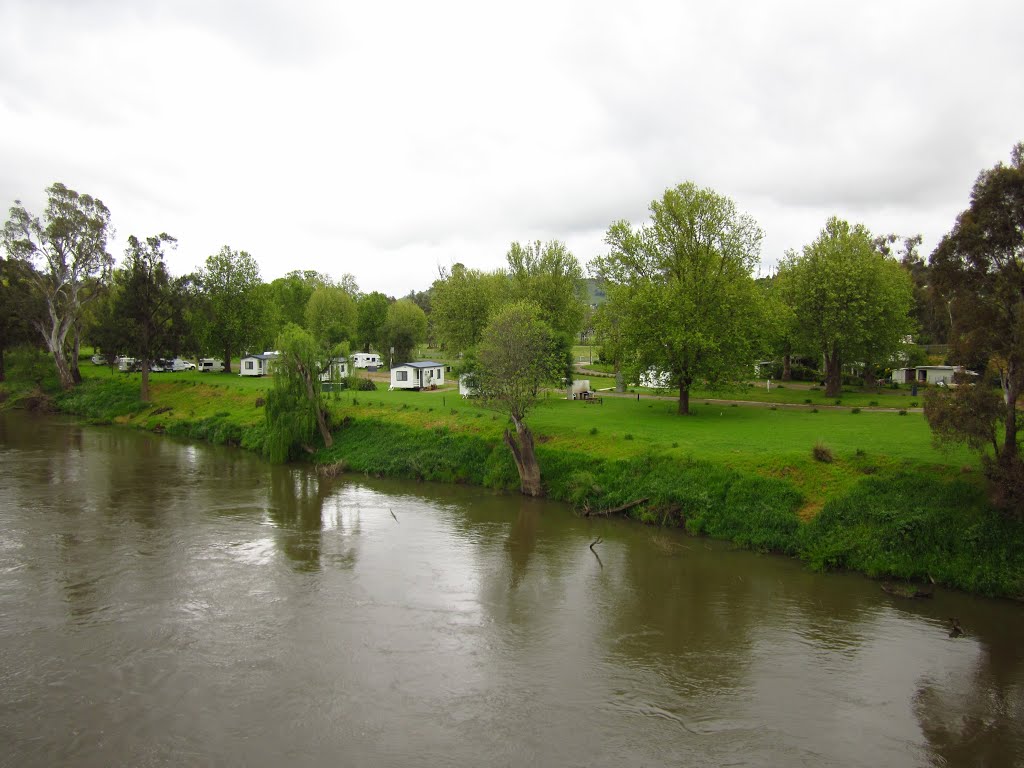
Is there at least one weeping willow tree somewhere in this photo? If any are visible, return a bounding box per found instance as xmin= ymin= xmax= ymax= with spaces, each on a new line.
xmin=264 ymin=323 xmax=333 ymax=462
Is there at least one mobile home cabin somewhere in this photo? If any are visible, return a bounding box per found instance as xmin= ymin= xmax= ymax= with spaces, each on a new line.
xmin=239 ymin=352 xmax=280 ymax=377
xmin=459 ymin=373 xmax=479 ymax=398
xmin=352 ymin=352 xmax=382 ymax=369
xmin=198 ymin=358 xmax=224 ymax=373
xmin=319 ymin=357 xmax=349 ymax=382
xmin=891 ymin=365 xmax=970 ymax=386
xmin=390 ymin=361 xmax=445 ymax=390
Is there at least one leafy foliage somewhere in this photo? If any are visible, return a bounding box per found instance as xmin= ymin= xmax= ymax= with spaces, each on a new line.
xmin=594 ymin=182 xmax=766 ymax=414
xmin=779 ymin=218 xmax=914 ymax=397
xmin=194 ymin=246 xmax=265 ymax=373
xmin=264 ymin=323 xmax=333 ymax=462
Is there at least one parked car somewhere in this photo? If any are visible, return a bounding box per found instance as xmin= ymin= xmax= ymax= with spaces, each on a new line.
xmin=170 ymin=357 xmax=196 ymax=372
xmin=198 ymin=358 xmax=224 ymax=373
xmin=90 ymin=354 xmax=108 ymax=366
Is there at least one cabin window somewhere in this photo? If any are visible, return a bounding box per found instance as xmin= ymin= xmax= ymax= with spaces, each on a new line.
xmin=396 ymin=370 xmax=408 ymax=381
xmin=436 ymin=369 xmax=441 ymax=378
xmin=245 ymin=361 xmax=253 ymax=370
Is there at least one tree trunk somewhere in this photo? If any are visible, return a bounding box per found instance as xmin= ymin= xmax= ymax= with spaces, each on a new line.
xmin=223 ymin=348 xmax=232 ymax=375
xmin=70 ymin=326 xmax=83 ymax=384
xmin=51 ymin=348 xmax=75 ymax=390
xmin=862 ymin=358 xmax=876 ymax=391
xmin=302 ymin=369 xmax=333 ymax=449
xmin=140 ymin=360 xmax=150 ymax=402
xmin=1002 ymin=360 xmax=1020 ymax=463
xmin=782 ymin=353 xmax=792 ymax=382
xmin=504 ymin=417 xmax=542 ymax=497
xmin=0 ymin=347 xmax=5 ymax=382
xmin=824 ymin=350 xmax=842 ymax=398
xmin=614 ymin=367 xmax=625 ymax=393
xmin=677 ymin=384 xmax=690 ymax=415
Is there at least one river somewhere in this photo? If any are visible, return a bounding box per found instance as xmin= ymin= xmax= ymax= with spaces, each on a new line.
xmin=0 ymin=410 xmax=1021 ymax=767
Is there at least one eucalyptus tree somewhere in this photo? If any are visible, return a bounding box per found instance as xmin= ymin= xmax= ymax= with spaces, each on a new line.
xmin=594 ymin=182 xmax=766 ymax=414
xmin=780 ymin=218 xmax=914 ymax=397
xmin=2 ymin=183 xmax=113 ymax=389
xmin=195 ymin=246 xmax=264 ymax=373
xmin=926 ymin=142 xmax=1024 ymax=512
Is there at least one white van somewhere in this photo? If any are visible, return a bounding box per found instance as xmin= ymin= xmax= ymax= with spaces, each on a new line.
xmin=118 ymin=357 xmax=137 ymax=372
xmin=198 ymin=358 xmax=224 ymax=373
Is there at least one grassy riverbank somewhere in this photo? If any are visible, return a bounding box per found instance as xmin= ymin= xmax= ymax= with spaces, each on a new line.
xmin=3 ymin=355 xmax=1022 ymax=599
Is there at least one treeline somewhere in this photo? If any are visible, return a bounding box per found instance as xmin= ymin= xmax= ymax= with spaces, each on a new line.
xmin=3 ymin=142 xmax=1022 ymax=513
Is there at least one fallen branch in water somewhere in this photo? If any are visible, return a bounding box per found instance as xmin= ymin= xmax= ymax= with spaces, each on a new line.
xmin=582 ymin=498 xmax=649 ymax=517
xmin=390 ymin=508 xmax=398 ymax=523
xmin=589 ymin=537 xmax=603 ymax=568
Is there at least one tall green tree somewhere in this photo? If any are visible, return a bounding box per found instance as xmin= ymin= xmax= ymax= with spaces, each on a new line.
xmin=0 ymin=256 xmax=43 ymax=381
xmin=430 ymin=264 xmax=507 ymax=353
xmin=355 ymin=291 xmax=390 ymax=354
xmin=594 ymin=182 xmax=766 ymax=414
xmin=195 ymin=246 xmax=264 ymax=374
xmin=780 ymin=218 xmax=914 ymax=397
xmin=474 ymin=300 xmax=563 ymax=497
xmin=264 ymin=323 xmax=333 ymax=462
xmin=926 ymin=142 xmax=1024 ymax=513
xmin=506 ymin=240 xmax=587 ymax=342
xmin=267 ymin=270 xmax=332 ymax=329
xmin=305 ymin=285 xmax=357 ymax=348
xmin=382 ymin=298 xmax=427 ymax=365
xmin=109 ymin=233 xmax=187 ymax=401
xmin=2 ymin=183 xmax=113 ymax=390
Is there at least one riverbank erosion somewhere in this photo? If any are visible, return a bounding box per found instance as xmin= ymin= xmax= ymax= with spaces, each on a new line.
xmin=4 ymin=373 xmax=1023 ymax=599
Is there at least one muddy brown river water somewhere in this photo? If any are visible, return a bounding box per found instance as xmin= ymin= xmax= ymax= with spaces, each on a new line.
xmin=1 ymin=410 xmax=1021 ymax=766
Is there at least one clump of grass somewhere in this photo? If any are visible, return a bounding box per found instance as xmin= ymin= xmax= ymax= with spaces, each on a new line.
xmin=851 ymin=407 xmax=861 ymax=414
xmin=910 ymin=401 xmax=919 ymax=408
xmin=769 ymin=405 xmax=777 ymax=410
xmin=899 ymin=409 xmax=908 ymax=416
xmin=834 ymin=399 xmax=842 ymax=406
xmin=813 ymin=442 xmax=834 ymax=463
xmin=671 ymin=442 xmax=678 ymax=448
xmin=811 ymin=408 xmax=819 ymax=413
xmin=589 ymin=426 xmax=598 ymax=435
xmin=869 ymin=401 xmax=879 ymax=407
xmin=855 ymin=448 xmax=866 ymax=457
xmin=731 ymin=403 xmax=738 ymax=407
xmin=624 ymin=433 xmax=634 ymax=440
xmin=804 ymin=398 xmax=812 ymax=404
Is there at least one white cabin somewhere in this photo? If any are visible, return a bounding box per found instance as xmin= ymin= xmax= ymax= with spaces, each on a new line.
xmin=891 ymin=365 xmax=971 ymax=386
xmin=459 ymin=373 xmax=479 ymax=398
xmin=239 ymin=351 xmax=280 ymax=377
xmin=352 ymin=352 xmax=382 ymax=369
xmin=390 ymin=361 xmax=445 ymax=390
xmin=319 ymin=357 xmax=349 ymax=382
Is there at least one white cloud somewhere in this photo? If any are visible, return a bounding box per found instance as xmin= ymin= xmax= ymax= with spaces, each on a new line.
xmin=1 ymin=0 xmax=1021 ymax=293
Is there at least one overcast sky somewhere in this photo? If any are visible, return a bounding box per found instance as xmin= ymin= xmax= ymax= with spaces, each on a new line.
xmin=2 ymin=1 xmax=1021 ymax=296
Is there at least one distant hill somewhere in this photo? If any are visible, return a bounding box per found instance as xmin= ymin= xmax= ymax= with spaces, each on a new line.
xmin=584 ymin=278 xmax=606 ymax=305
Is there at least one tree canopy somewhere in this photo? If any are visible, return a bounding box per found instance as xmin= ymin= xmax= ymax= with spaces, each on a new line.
xmin=305 ymin=285 xmax=357 ymax=349
xmin=195 ymin=246 xmax=265 ymax=373
xmin=594 ymin=182 xmax=766 ymax=414
xmin=382 ymin=298 xmax=427 ymax=365
xmin=779 ymin=217 xmax=914 ymax=397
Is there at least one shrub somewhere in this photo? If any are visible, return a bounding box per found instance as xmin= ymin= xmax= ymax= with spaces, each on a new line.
xmin=851 ymin=407 xmax=861 ymax=414
xmin=804 ymin=398 xmax=812 ymax=404
xmin=899 ymin=409 xmax=908 ymax=416
xmin=589 ymin=426 xmax=598 ymax=435
xmin=624 ymin=433 xmax=634 ymax=440
xmin=813 ymin=442 xmax=834 ymax=463
xmin=811 ymin=408 xmax=819 ymax=413
xmin=868 ymin=400 xmax=879 ymax=407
